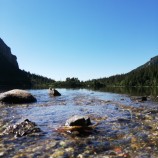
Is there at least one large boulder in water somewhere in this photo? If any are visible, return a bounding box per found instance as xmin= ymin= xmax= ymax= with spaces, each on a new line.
xmin=65 ymin=115 xmax=92 ymax=127
xmin=0 ymin=89 xmax=37 ymax=103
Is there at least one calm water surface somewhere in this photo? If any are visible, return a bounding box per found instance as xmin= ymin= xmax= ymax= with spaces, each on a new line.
xmin=0 ymin=88 xmax=158 ymax=157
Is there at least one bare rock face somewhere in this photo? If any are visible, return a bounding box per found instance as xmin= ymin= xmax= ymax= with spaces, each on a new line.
xmin=0 ymin=89 xmax=37 ymax=103
xmin=0 ymin=38 xmax=19 ymax=69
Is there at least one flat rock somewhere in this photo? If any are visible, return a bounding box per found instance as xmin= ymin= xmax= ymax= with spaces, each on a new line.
xmin=0 ymin=89 xmax=37 ymax=103
xmin=65 ymin=115 xmax=92 ymax=127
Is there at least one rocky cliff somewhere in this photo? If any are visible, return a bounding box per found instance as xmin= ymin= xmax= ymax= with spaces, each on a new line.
xmin=0 ymin=38 xmax=54 ymax=88
xmin=0 ymin=38 xmax=31 ymax=88
xmin=0 ymin=38 xmax=19 ymax=69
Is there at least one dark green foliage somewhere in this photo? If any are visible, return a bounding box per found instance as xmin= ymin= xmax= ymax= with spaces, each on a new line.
xmin=26 ymin=71 xmax=55 ymax=88
xmin=52 ymin=77 xmax=83 ymax=88
xmin=65 ymin=77 xmax=82 ymax=88
xmin=84 ymin=79 xmax=105 ymax=89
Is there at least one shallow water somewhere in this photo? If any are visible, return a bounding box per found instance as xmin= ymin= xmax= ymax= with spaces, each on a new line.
xmin=0 ymin=89 xmax=158 ymax=157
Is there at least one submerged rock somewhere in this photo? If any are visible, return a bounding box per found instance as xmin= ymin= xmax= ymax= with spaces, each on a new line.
xmin=3 ymin=119 xmax=41 ymax=137
xmin=141 ymin=96 xmax=147 ymax=101
xmin=131 ymin=96 xmax=148 ymax=102
xmin=0 ymin=89 xmax=37 ymax=103
xmin=49 ymin=88 xmax=61 ymax=96
xmin=117 ymin=118 xmax=131 ymax=123
xmin=65 ymin=115 xmax=92 ymax=127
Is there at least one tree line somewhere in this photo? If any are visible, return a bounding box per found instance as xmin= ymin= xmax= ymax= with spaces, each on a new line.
xmin=51 ymin=63 xmax=158 ymax=89
xmin=84 ymin=64 xmax=158 ymax=88
xmin=1 ymin=54 xmax=158 ymax=89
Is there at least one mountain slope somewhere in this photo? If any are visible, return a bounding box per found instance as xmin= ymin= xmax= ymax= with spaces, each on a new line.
xmin=0 ymin=38 xmax=19 ymax=69
xmin=85 ymin=55 xmax=158 ymax=88
xmin=131 ymin=55 xmax=158 ymax=72
xmin=0 ymin=38 xmax=54 ymax=88
xmin=124 ymin=56 xmax=158 ymax=86
xmin=0 ymin=38 xmax=32 ymax=87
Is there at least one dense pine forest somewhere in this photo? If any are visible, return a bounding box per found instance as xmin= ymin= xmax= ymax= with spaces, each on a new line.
xmin=26 ymin=72 xmax=55 ymax=88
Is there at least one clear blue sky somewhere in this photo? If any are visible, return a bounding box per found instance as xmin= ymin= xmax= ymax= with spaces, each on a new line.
xmin=0 ymin=0 xmax=158 ymax=81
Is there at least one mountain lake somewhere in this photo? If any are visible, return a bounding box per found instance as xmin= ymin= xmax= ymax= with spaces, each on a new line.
xmin=0 ymin=88 xmax=158 ymax=158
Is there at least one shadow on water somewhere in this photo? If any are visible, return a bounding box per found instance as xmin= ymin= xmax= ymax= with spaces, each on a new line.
xmin=1 ymin=86 xmax=158 ymax=98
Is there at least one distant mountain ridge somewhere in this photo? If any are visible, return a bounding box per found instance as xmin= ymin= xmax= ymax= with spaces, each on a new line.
xmin=0 ymin=38 xmax=19 ymax=69
xmin=147 ymin=56 xmax=158 ymax=65
xmin=132 ymin=55 xmax=158 ymax=72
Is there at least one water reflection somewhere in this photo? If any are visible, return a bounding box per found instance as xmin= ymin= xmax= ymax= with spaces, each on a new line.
xmin=95 ymin=87 xmax=158 ymax=98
